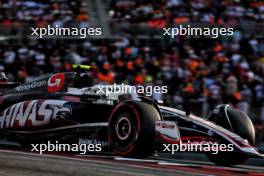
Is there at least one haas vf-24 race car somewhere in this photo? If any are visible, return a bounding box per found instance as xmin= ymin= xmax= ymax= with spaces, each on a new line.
xmin=0 ymin=70 xmax=261 ymax=166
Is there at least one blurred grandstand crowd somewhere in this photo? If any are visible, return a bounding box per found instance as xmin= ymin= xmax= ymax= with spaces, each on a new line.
xmin=109 ymin=0 xmax=264 ymax=27
xmin=0 ymin=0 xmax=89 ymax=28
xmin=0 ymin=0 xmax=264 ymax=146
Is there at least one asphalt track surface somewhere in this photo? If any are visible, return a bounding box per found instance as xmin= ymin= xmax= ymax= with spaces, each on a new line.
xmin=0 ymin=143 xmax=263 ymax=176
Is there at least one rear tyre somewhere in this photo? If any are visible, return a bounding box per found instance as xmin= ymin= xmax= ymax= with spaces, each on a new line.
xmin=207 ymin=104 xmax=255 ymax=166
xmin=108 ymin=101 xmax=161 ymax=158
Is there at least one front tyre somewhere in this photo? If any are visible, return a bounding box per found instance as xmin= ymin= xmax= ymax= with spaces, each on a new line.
xmin=108 ymin=101 xmax=161 ymax=158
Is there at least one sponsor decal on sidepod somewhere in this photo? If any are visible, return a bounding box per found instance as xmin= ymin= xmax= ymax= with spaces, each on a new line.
xmin=0 ymin=100 xmax=71 ymax=129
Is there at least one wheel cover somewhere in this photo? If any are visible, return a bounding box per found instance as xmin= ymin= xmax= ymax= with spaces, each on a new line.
xmin=115 ymin=116 xmax=132 ymax=141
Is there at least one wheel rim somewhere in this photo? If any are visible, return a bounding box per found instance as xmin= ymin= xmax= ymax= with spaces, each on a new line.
xmin=115 ymin=116 xmax=131 ymax=140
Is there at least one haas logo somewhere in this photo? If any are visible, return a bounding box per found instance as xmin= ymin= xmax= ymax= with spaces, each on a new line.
xmin=0 ymin=100 xmax=71 ymax=129
xmin=47 ymin=73 xmax=65 ymax=92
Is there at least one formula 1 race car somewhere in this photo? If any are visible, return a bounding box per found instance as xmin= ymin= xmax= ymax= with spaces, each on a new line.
xmin=0 ymin=66 xmax=262 ymax=166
